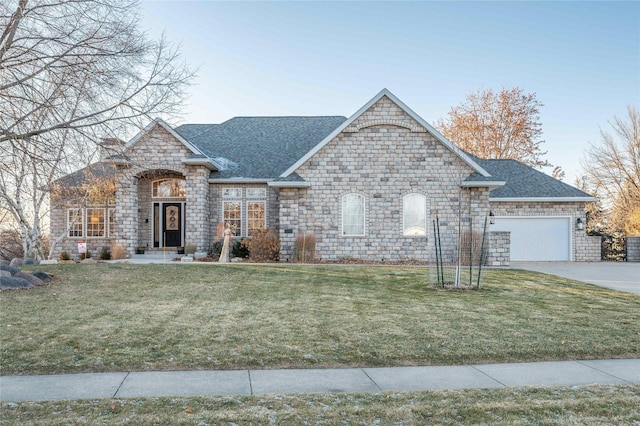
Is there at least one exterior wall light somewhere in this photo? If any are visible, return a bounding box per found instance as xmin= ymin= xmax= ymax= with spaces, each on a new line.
xmin=576 ymin=217 xmax=584 ymax=231
xmin=489 ymin=211 xmax=495 ymax=225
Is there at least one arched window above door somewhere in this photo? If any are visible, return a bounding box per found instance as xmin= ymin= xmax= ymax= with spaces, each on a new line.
xmin=152 ymin=178 xmax=186 ymax=198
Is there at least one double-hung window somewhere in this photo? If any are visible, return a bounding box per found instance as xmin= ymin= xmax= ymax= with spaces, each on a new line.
xmin=342 ymin=193 xmax=365 ymax=236
xmin=86 ymin=208 xmax=106 ymax=237
xmin=67 ymin=209 xmax=84 ymax=237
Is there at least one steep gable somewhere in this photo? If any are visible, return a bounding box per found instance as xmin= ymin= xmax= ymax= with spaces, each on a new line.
xmin=282 ymin=89 xmax=491 ymax=178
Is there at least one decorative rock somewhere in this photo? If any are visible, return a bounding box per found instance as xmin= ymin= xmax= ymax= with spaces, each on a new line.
xmin=0 ymin=276 xmax=33 ymax=290
xmin=32 ymin=271 xmax=53 ymax=282
xmin=15 ymin=271 xmax=44 ymax=287
xmin=0 ymin=259 xmax=9 ymax=266
xmin=23 ymin=258 xmax=39 ymax=265
xmin=0 ymin=264 xmax=20 ymax=275
xmin=181 ymin=256 xmax=193 ymax=262
xmin=0 ymin=270 xmax=11 ymax=278
xmin=9 ymin=258 xmax=23 ymax=267
xmin=40 ymin=260 xmax=58 ymax=265
xmin=194 ymin=251 xmax=208 ymax=260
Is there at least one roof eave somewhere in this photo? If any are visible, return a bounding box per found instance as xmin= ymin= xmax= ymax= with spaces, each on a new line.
xmin=267 ymin=181 xmax=311 ymax=188
xmin=490 ymin=196 xmax=597 ymax=202
xmin=461 ymin=181 xmax=506 ymax=190
xmin=182 ymin=157 xmax=220 ymax=171
xmin=208 ymin=178 xmax=270 ymax=184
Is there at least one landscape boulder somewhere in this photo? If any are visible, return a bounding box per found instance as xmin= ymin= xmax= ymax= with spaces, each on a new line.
xmin=15 ymin=271 xmax=44 ymax=287
xmin=0 ymin=264 xmax=20 ymax=275
xmin=23 ymin=258 xmax=39 ymax=265
xmin=31 ymin=271 xmax=53 ymax=282
xmin=9 ymin=258 xmax=23 ymax=267
xmin=0 ymin=276 xmax=33 ymax=290
xmin=0 ymin=259 xmax=9 ymax=266
xmin=0 ymin=270 xmax=11 ymax=278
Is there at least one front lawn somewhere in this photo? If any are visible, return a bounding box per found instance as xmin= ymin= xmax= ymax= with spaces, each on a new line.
xmin=1 ymin=264 xmax=639 ymax=375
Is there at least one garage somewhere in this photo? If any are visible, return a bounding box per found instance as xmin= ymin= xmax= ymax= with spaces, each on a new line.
xmin=491 ymin=217 xmax=571 ymax=261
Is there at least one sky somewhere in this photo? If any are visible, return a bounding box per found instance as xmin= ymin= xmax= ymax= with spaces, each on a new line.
xmin=140 ymin=1 xmax=640 ymax=185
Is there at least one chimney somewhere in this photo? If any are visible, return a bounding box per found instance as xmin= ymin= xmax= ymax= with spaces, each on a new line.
xmin=99 ymin=138 xmax=125 ymax=162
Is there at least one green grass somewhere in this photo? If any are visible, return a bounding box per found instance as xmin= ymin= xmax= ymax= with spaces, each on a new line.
xmin=1 ymin=264 xmax=639 ymax=375
xmin=2 ymin=385 xmax=639 ymax=425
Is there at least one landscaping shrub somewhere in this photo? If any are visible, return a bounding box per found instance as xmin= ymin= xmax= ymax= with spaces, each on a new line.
xmin=293 ymin=231 xmax=317 ymax=263
xmin=100 ymin=246 xmax=112 ymax=260
xmin=185 ymin=243 xmax=197 ymax=255
xmin=59 ymin=251 xmax=70 ymax=261
xmin=208 ymin=241 xmax=223 ymax=259
xmin=241 ymin=229 xmax=280 ymax=262
xmin=111 ymin=245 xmax=126 ymax=260
xmin=232 ymin=240 xmax=249 ymax=259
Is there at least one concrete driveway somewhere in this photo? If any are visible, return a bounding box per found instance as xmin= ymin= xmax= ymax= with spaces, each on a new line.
xmin=511 ymin=262 xmax=640 ymax=294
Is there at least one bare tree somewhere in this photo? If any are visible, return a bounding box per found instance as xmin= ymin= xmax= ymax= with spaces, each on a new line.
xmin=0 ymin=0 xmax=194 ymax=258
xmin=437 ymin=87 xmax=551 ymax=169
xmin=582 ymin=106 xmax=640 ymax=236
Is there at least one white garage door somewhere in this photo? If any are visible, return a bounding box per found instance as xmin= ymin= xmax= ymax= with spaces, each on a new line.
xmin=491 ymin=217 xmax=571 ymax=261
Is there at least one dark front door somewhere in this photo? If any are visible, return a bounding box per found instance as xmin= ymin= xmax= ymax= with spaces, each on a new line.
xmin=163 ymin=203 xmax=182 ymax=247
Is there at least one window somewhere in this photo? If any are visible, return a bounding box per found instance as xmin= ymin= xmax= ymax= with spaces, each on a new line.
xmin=67 ymin=209 xmax=84 ymax=237
xmin=247 ymin=201 xmax=266 ymax=236
xmin=152 ymin=178 xmax=186 ymax=198
xmin=342 ymin=193 xmax=365 ymax=236
xmin=86 ymin=208 xmax=105 ymax=237
xmin=222 ymin=187 xmax=267 ymax=237
xmin=403 ymin=193 xmax=427 ymax=236
xmin=223 ymin=201 xmax=242 ymax=236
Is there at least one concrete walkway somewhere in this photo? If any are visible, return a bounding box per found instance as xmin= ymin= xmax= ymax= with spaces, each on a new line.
xmin=1 ymin=359 xmax=638 ymax=401
xmin=512 ymin=262 xmax=640 ymax=294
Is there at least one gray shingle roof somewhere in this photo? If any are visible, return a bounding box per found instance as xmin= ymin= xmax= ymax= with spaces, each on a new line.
xmin=467 ymin=158 xmax=592 ymax=199
xmin=176 ymin=116 xmax=347 ymax=179
xmin=52 ymin=162 xmax=116 ymax=188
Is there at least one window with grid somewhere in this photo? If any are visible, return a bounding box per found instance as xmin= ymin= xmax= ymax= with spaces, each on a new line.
xmin=247 ymin=201 xmax=266 ymax=236
xmin=86 ymin=208 xmax=105 ymax=237
xmin=67 ymin=209 xmax=84 ymax=237
xmin=222 ymin=201 xmax=242 ymax=236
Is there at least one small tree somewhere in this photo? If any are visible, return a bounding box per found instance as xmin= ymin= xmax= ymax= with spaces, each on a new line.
xmin=437 ymin=87 xmax=551 ymax=169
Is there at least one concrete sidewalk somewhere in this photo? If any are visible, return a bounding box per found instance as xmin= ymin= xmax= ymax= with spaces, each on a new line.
xmin=2 ymin=359 xmax=638 ymax=401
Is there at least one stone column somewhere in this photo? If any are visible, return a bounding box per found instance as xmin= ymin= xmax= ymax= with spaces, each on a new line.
xmin=278 ymin=188 xmax=299 ymax=262
xmin=115 ymin=169 xmax=138 ymax=256
xmin=185 ymin=165 xmax=210 ymax=250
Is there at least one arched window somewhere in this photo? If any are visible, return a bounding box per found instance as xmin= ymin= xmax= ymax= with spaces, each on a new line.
xmin=152 ymin=178 xmax=186 ymax=198
xmin=403 ymin=193 xmax=427 ymax=236
xmin=342 ymin=193 xmax=365 ymax=236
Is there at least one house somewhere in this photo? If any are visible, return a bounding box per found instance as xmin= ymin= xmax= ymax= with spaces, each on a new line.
xmin=49 ymin=89 xmax=600 ymax=263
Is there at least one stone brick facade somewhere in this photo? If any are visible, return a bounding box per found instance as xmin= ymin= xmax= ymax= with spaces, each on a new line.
xmin=486 ymin=231 xmax=510 ymax=266
xmin=627 ymin=237 xmax=640 ymax=262
xmin=280 ymin=96 xmax=491 ymax=262
xmin=50 ymin=94 xmax=598 ymax=264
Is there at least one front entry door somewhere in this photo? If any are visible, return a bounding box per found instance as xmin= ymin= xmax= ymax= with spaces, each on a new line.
xmin=163 ymin=203 xmax=182 ymax=247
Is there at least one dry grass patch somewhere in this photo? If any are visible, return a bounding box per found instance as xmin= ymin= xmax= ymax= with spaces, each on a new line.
xmin=2 ymin=385 xmax=639 ymax=425
xmin=1 ymin=264 xmax=639 ymax=375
